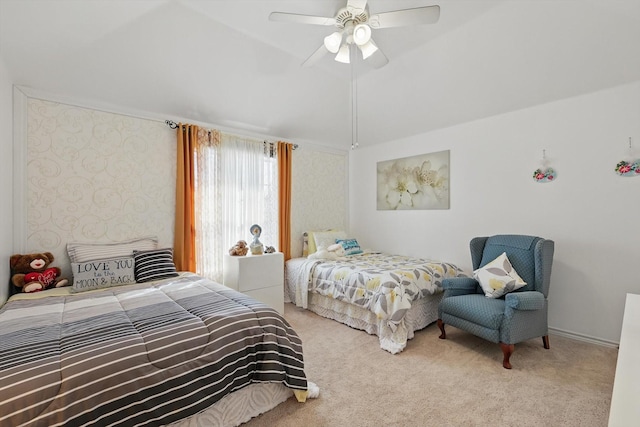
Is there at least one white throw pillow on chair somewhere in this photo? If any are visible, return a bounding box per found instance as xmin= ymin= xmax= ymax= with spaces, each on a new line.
xmin=473 ymin=252 xmax=527 ymax=298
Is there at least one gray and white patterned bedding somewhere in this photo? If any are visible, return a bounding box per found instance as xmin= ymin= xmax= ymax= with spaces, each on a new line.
xmin=310 ymin=253 xmax=465 ymax=323
xmin=0 ymin=273 xmax=308 ymax=426
xmin=288 ymin=252 xmax=466 ymax=353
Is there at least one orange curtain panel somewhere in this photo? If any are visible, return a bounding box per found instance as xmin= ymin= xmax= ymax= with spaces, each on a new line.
xmin=277 ymin=141 xmax=293 ymax=261
xmin=174 ymin=124 xmax=198 ymax=272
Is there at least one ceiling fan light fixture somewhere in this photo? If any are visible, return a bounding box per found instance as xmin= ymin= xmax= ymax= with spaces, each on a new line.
xmin=323 ymin=31 xmax=342 ymax=54
xmin=270 ymin=2 xmax=442 ymax=70
xmin=358 ymin=40 xmax=378 ymax=59
xmin=353 ymin=24 xmax=371 ymax=46
xmin=335 ymin=44 xmax=350 ymax=63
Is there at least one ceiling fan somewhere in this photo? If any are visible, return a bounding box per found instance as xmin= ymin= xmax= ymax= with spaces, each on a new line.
xmin=269 ymin=0 xmax=440 ymax=68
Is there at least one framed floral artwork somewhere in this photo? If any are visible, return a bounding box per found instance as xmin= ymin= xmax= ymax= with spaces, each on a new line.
xmin=377 ymin=150 xmax=450 ymax=210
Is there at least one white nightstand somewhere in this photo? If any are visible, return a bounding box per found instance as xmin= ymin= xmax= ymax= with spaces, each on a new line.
xmin=222 ymin=252 xmax=284 ymax=314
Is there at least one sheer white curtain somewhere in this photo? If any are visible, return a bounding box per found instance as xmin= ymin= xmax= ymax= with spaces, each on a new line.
xmin=195 ymin=133 xmax=278 ymax=283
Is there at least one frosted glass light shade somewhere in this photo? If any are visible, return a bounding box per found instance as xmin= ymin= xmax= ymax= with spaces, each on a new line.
xmin=335 ymin=44 xmax=350 ymax=63
xmin=358 ymin=40 xmax=378 ymax=59
xmin=324 ymin=32 xmax=342 ymax=54
xmin=353 ymin=24 xmax=371 ymax=46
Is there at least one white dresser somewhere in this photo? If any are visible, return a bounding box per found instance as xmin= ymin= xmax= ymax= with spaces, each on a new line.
xmin=608 ymin=293 xmax=640 ymax=427
xmin=222 ymin=252 xmax=284 ymax=314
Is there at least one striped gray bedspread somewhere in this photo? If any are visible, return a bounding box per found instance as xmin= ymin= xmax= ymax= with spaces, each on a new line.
xmin=0 ymin=273 xmax=307 ymax=426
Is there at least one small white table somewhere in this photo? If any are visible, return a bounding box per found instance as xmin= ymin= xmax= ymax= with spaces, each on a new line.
xmin=222 ymin=252 xmax=284 ymax=314
xmin=608 ymin=293 xmax=640 ymax=427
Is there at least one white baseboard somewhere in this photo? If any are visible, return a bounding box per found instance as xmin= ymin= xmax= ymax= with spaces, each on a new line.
xmin=550 ymin=327 xmax=619 ymax=349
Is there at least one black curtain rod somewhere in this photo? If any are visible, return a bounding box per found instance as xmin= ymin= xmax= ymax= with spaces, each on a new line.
xmin=165 ymin=120 xmax=297 ymax=149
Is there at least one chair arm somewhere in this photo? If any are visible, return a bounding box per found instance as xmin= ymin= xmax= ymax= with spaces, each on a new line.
xmin=505 ymin=291 xmax=545 ymax=311
xmin=441 ymin=277 xmax=478 ymax=298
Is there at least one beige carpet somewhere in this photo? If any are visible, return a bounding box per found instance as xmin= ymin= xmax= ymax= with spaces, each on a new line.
xmin=244 ymin=303 xmax=618 ymax=427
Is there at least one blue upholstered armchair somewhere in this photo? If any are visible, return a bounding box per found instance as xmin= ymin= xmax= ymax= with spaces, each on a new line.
xmin=437 ymin=235 xmax=554 ymax=369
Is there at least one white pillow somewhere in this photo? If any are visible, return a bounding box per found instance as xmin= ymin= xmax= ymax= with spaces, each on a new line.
xmin=473 ymin=252 xmax=527 ymax=298
xmin=327 ymin=243 xmax=345 ymax=256
xmin=313 ymin=230 xmax=347 ymax=253
xmin=67 ymin=236 xmax=158 ymax=263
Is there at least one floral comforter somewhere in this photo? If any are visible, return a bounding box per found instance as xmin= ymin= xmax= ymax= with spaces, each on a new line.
xmin=309 ymin=252 xmax=466 ymax=328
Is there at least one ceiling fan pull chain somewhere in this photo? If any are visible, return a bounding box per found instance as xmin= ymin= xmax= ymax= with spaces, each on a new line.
xmin=354 ymin=61 xmax=359 ymax=149
xmin=351 ymin=47 xmax=359 ymax=150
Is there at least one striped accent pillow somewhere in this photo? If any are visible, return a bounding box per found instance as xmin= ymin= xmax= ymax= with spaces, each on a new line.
xmin=134 ymin=248 xmax=179 ymax=283
xmin=67 ymin=236 xmax=158 ymax=263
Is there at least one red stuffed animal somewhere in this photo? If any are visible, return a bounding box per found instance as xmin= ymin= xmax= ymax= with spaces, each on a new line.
xmin=10 ymin=252 xmax=69 ymax=293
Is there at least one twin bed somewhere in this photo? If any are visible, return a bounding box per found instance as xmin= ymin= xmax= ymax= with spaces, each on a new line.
xmin=285 ymin=231 xmax=467 ymax=354
xmin=1 ymin=269 xmax=310 ymax=426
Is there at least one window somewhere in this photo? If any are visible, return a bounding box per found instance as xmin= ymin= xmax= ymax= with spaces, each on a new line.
xmin=194 ymin=134 xmax=278 ymax=282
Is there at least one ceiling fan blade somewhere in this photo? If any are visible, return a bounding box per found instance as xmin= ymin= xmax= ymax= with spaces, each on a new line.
xmin=347 ymin=0 xmax=368 ymax=15
xmin=302 ymin=44 xmax=329 ymax=67
xmin=366 ymin=42 xmax=388 ymax=69
xmin=369 ymin=5 xmax=440 ymax=29
xmin=269 ymin=12 xmax=336 ymax=26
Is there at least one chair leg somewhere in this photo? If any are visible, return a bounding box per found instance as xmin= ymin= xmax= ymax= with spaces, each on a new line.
xmin=542 ymin=335 xmax=550 ymax=349
xmin=500 ymin=343 xmax=514 ymax=369
xmin=437 ymin=319 xmax=446 ymax=339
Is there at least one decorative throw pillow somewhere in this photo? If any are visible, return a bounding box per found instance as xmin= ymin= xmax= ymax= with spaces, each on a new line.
xmin=336 ymin=238 xmax=363 ymax=256
xmin=67 ymin=236 xmax=158 ymax=263
xmin=133 ymin=248 xmax=179 ymax=283
xmin=312 ymin=230 xmax=347 ymax=254
xmin=473 ymin=252 xmax=527 ymax=298
xmin=71 ymin=256 xmax=136 ymax=292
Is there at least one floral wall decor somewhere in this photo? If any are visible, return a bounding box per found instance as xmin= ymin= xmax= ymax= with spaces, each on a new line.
xmin=532 ymin=149 xmax=556 ymax=183
xmin=615 ymin=138 xmax=639 ymax=177
xmin=615 ymin=160 xmax=639 ymax=176
xmin=377 ymin=150 xmax=449 ymax=210
xmin=532 ymin=167 xmax=556 ymax=183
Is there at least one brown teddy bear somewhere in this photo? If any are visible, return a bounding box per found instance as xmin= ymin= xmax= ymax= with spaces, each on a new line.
xmin=228 ymin=240 xmax=248 ymax=256
xmin=10 ymin=252 xmax=69 ymax=293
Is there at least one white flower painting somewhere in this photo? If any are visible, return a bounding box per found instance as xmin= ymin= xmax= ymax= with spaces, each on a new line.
xmin=377 ymin=150 xmax=450 ymax=210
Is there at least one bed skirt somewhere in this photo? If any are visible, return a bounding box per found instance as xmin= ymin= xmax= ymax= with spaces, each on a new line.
xmin=169 ymin=383 xmax=293 ymax=427
xmin=285 ymin=258 xmax=442 ymax=353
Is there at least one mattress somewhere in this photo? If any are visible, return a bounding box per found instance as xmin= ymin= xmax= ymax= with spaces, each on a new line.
xmin=0 ymin=273 xmax=309 ymax=426
xmin=286 ymin=253 xmax=466 ymax=353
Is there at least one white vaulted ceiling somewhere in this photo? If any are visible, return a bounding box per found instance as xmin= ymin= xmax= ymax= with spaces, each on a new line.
xmin=1 ymin=0 xmax=639 ymax=149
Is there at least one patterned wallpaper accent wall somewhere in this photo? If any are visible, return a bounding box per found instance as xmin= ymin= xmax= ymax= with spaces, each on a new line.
xmin=290 ymin=149 xmax=347 ymax=257
xmin=26 ymin=98 xmax=176 ymax=278
xmin=24 ymin=97 xmax=346 ymax=275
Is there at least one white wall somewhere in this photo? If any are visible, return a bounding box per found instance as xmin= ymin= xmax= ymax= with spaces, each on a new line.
xmin=349 ymin=81 xmax=640 ymax=345
xmin=0 ymin=56 xmax=13 ymax=305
